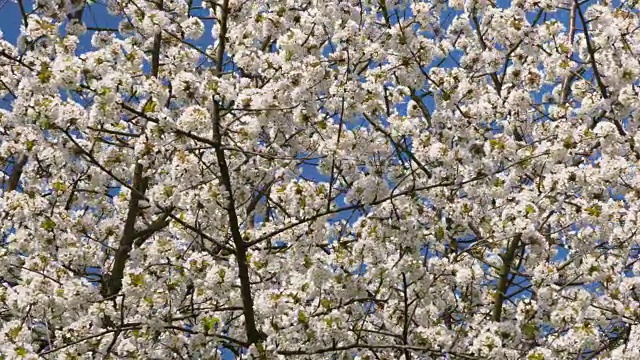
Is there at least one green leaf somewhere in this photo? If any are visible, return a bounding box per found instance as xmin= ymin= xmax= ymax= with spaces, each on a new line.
xmin=522 ymin=323 xmax=537 ymax=339
xmin=52 ymin=181 xmax=67 ymax=192
xmin=143 ymin=100 xmax=157 ymax=113
xmin=489 ymin=139 xmax=506 ymax=150
xmin=38 ymin=63 xmax=52 ymax=83
xmin=320 ymin=298 xmax=332 ymax=309
xmin=291 ymin=293 xmax=302 ymax=304
xmin=368 ymin=224 xmax=378 ymax=237
xmin=8 ymin=326 xmax=21 ymax=341
xmin=15 ymin=347 xmax=27 ymax=357
xmin=203 ymin=317 xmax=220 ymax=332
xmin=166 ymin=281 xmax=179 ymax=291
xmin=297 ymin=311 xmax=309 ymax=324
xmin=130 ymin=273 xmax=145 ymax=286
xmin=585 ymin=205 xmax=602 ymax=217
xmin=525 ymin=204 xmax=535 ymax=215
xmin=303 ymin=256 xmax=313 ymax=269
xmin=563 ymin=136 xmax=576 ymax=149
xmin=462 ymin=203 xmax=471 ymax=214
xmin=41 ymin=218 xmax=56 ymax=231
xmin=435 ymin=226 xmax=445 ymax=241
xmin=39 ymin=119 xmax=53 ymax=130
xmin=163 ymin=186 xmax=175 ymax=197
xmin=97 ymin=87 xmax=110 ymax=96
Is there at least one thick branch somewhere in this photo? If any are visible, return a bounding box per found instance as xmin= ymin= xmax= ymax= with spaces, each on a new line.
xmin=133 ymin=212 xmax=171 ymax=247
xmin=575 ymin=0 xmax=608 ymax=100
xmin=492 ymin=234 xmax=521 ymax=322
xmin=103 ymin=2 xmax=163 ymax=296
xmin=210 ymin=0 xmax=263 ymax=346
xmin=7 ymin=154 xmax=27 ymax=192
xmin=17 ymin=0 xmax=29 ymax=29
xmin=151 ymin=32 xmax=162 ymax=78
xmin=409 ymin=89 xmax=432 ymax=128
xmin=103 ymin=163 xmax=148 ymax=296
xmin=401 ymin=273 xmax=411 ymax=360
xmin=471 ymin=9 xmax=502 ymax=95
xmin=560 ymin=1 xmax=578 ymax=104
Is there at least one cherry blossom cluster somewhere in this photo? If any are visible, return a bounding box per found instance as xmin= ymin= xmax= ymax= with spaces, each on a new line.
xmin=1 ymin=0 xmax=640 ymax=359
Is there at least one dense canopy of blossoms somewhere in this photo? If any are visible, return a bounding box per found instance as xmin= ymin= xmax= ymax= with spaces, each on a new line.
xmin=1 ymin=0 xmax=640 ymax=359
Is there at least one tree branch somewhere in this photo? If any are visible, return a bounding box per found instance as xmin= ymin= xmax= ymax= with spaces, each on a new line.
xmin=102 ymin=0 xmax=163 ymax=297
xmin=103 ymin=163 xmax=148 ymax=296
xmin=6 ymin=153 xmax=27 ymax=192
xmin=209 ymin=0 xmax=264 ymax=346
xmin=492 ymin=234 xmax=521 ymax=322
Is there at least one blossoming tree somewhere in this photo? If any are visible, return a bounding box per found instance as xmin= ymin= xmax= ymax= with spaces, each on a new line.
xmin=1 ymin=0 xmax=640 ymax=358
